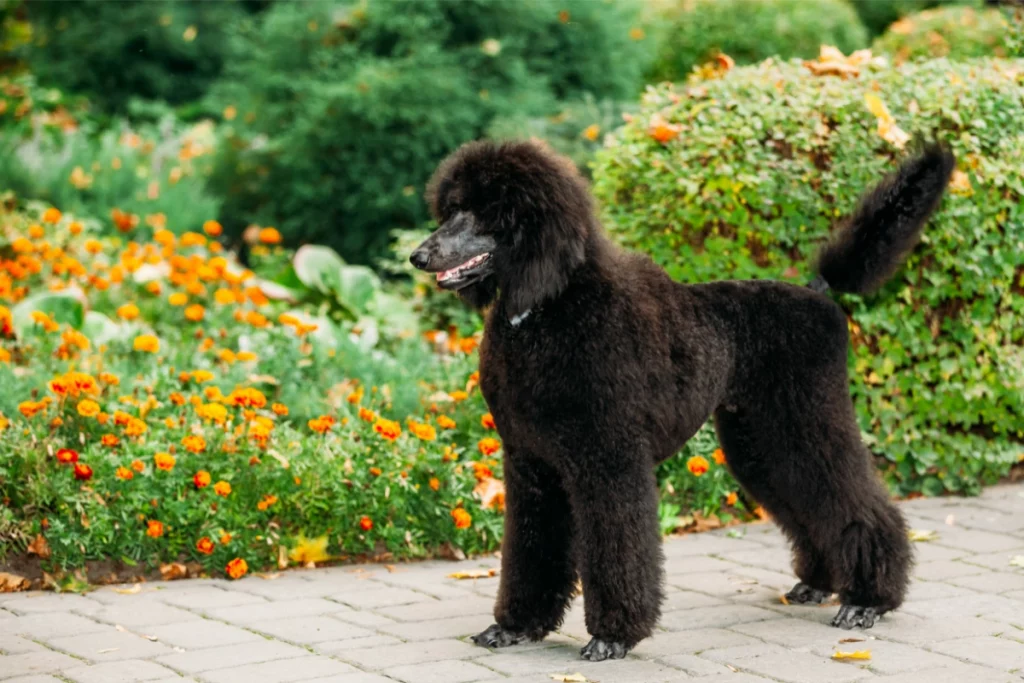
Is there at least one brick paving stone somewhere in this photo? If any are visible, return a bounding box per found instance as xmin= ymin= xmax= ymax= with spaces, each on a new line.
xmin=248 ymin=615 xmax=371 ymax=644
xmin=2 ymin=676 xmax=68 ymax=683
xmin=382 ymin=659 xmax=500 ymax=683
xmin=0 ymin=635 xmax=46 ymax=654
xmin=0 ymin=650 xmax=84 ymax=678
xmin=142 ymin=619 xmax=263 ymax=649
xmin=47 ymin=629 xmax=172 ymax=662
xmin=1 ymin=594 xmax=103 ymax=616
xmin=662 ymin=535 xmax=768 ymax=558
xmin=911 ymin=542 xmax=970 ymax=562
xmin=203 ymin=597 xmax=350 ymax=624
xmin=331 ymin=609 xmax=397 ymax=628
xmin=61 ymin=659 xmax=181 ymax=683
xmin=701 ymin=643 xmax=872 ymax=683
xmin=0 ymin=613 xmax=110 ymax=640
xmin=870 ymin=613 xmax=1008 ymax=644
xmin=156 ymin=586 xmax=268 ymax=611
xmin=716 ymin=547 xmax=794 ymax=574
xmin=961 ymin=550 xmax=1024 ymax=571
xmin=338 ymin=639 xmax=482 ymax=670
xmin=732 ymin=617 xmax=857 ymax=651
xmin=330 ymin=587 xmax=433 ymax=609
xmin=930 ymin=635 xmax=1024 ymax=671
xmin=200 ymin=655 xmax=358 ymax=683
xmin=86 ymin=602 xmax=200 ymax=629
xmin=932 ymin=528 xmax=1024 ymax=554
xmin=375 ymin=596 xmax=496 ymax=622
xmin=874 ymin=661 xmax=1023 ymax=683
xmin=663 ymin=555 xmax=741 ymax=574
xmin=904 ymin=579 xmax=976 ymax=602
xmin=656 ymin=653 xmax=733 ymax=676
xmin=901 ymin=593 xmax=1024 ymax=626
xmin=314 ymin=635 xmax=404 ymax=657
xmin=154 ymin=640 xmax=310 ymax=673
xmin=914 ymin=560 xmax=991 ymax=581
xmin=659 ymin=604 xmax=779 ymax=631
xmin=661 ymin=589 xmax=728 ymax=611
xmin=948 ymin=571 xmax=1024 ymax=594
xmin=808 ymin=638 xmax=965 ymax=674
xmin=380 ymin=615 xmax=497 ymax=641
xmin=631 ymin=628 xmax=763 ymax=656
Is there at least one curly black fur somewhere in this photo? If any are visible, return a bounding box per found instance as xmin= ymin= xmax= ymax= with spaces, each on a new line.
xmin=419 ymin=139 xmax=953 ymax=658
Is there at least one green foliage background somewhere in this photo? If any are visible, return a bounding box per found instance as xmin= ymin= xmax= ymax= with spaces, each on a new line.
xmin=592 ymin=58 xmax=1024 ymax=496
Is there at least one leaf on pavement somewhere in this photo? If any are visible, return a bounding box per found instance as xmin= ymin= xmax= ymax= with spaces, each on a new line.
xmin=832 ymin=650 xmax=871 ymax=660
xmin=550 ymin=674 xmax=588 ymax=682
xmin=447 ymin=569 xmax=497 ymax=580
xmin=908 ymin=529 xmax=939 ymax=542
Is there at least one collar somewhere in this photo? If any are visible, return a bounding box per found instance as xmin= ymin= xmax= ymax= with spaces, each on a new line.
xmin=509 ymin=309 xmax=532 ymax=327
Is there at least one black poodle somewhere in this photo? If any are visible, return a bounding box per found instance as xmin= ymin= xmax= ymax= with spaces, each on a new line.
xmin=410 ymin=139 xmax=954 ymax=661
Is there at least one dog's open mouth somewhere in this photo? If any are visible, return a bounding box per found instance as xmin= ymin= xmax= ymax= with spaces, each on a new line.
xmin=436 ymin=253 xmax=491 ymax=289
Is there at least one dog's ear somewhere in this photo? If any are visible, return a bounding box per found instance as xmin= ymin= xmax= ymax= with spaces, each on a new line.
xmin=503 ymin=218 xmax=586 ymax=319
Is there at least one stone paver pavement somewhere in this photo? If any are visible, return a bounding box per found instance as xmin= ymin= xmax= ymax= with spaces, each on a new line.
xmin=2 ymin=484 xmax=1023 ymax=682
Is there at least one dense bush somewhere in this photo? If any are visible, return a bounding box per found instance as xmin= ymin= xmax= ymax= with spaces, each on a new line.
xmin=207 ymin=0 xmax=653 ymax=263
xmin=647 ymin=0 xmax=869 ymax=83
xmin=873 ymin=6 xmax=1013 ymax=61
xmin=849 ymin=0 xmax=979 ymax=37
xmin=16 ymin=0 xmax=264 ymax=115
xmin=592 ymin=57 xmax=1024 ymax=496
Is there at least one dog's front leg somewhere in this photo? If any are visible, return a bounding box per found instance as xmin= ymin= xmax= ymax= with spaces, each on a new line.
xmin=568 ymin=455 xmax=663 ymax=661
xmin=472 ymin=451 xmax=576 ymax=649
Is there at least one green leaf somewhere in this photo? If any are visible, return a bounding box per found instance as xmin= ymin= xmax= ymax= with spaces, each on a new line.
xmin=81 ymin=311 xmax=131 ymax=346
xmin=11 ymin=291 xmax=85 ymax=337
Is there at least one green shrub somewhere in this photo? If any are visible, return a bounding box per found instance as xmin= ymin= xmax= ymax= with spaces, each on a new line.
xmin=647 ymin=0 xmax=869 ymax=83
xmin=592 ymin=58 xmax=1024 ymax=496
xmin=16 ymin=0 xmax=261 ymax=115
xmin=849 ymin=0 xmax=985 ymax=36
xmin=873 ymin=6 xmax=1012 ymax=61
xmin=207 ymin=0 xmax=653 ymax=264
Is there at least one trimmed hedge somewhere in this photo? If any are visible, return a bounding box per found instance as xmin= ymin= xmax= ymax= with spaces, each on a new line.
xmin=873 ymin=6 xmax=1013 ymax=62
xmin=647 ymin=0 xmax=868 ymax=83
xmin=592 ymin=58 xmax=1024 ymax=496
xmin=849 ymin=0 xmax=979 ymax=37
xmin=207 ymin=0 xmax=653 ymax=264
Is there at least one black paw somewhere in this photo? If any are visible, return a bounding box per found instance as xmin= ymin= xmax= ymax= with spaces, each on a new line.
xmin=580 ymin=637 xmax=629 ymax=661
xmin=785 ymin=582 xmax=833 ymax=605
xmin=471 ymin=623 xmax=529 ymax=648
xmin=831 ymin=605 xmax=882 ymax=629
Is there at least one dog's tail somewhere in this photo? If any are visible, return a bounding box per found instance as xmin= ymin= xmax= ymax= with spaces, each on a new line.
xmin=810 ymin=144 xmax=955 ymax=295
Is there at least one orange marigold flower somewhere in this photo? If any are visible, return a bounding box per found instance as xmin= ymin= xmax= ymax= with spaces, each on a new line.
xmin=687 ymin=455 xmax=709 ymax=477
xmin=214 ymin=480 xmax=232 ymax=497
xmin=409 ymin=421 xmax=436 ymax=441
xmin=197 ymin=402 xmax=228 ymax=424
xmin=131 ymin=459 xmax=145 ymax=472
xmin=472 ymin=462 xmax=493 ymax=481
xmin=101 ymin=434 xmax=120 ymax=447
xmin=125 ymin=417 xmax=147 ymax=437
xmin=373 ymin=418 xmax=401 ymax=441
xmin=168 ymin=292 xmax=188 ymax=307
xmin=359 ymin=515 xmax=373 ymax=531
xmin=117 ymin=303 xmax=140 ymax=321
xmin=451 ymin=508 xmax=472 ymax=529
xmin=218 ymin=349 xmax=236 ymax=364
xmin=184 ymin=304 xmax=205 ymax=322
xmin=133 ymin=335 xmax=160 ymax=353
xmin=369 ymin=467 xmax=382 ymax=477
xmin=358 ymin=407 xmax=376 ymax=422
xmin=258 ymin=227 xmax=282 ymax=244
xmin=712 ymin=448 xmax=726 ymax=465
xmin=194 ymin=470 xmax=211 ymax=488
xmin=77 ymin=399 xmax=101 ymax=418
xmin=220 ymin=532 xmax=232 ymax=544
xmin=73 ymin=462 xmax=93 ymax=481
xmin=116 ymin=466 xmax=133 ymax=481
xmin=196 ymin=536 xmax=215 ymax=554
xmin=429 ymin=477 xmax=440 ymax=491
xmin=113 ymin=410 xmax=132 ymax=427
xmin=346 ymin=387 xmax=364 ymax=405
xmin=203 ymin=220 xmax=223 ymax=237
xmin=480 ymin=413 xmax=496 ymax=430
xmin=226 ymin=557 xmax=248 ymax=579
xmin=236 ymin=351 xmax=257 ymax=362
xmin=56 ymin=448 xmax=79 ymax=464
xmin=169 ymin=392 xmax=186 ymax=406
xmin=69 ymin=220 xmax=83 ymax=235
xmin=229 ymin=387 xmax=266 ymax=408
xmin=307 ymin=415 xmax=334 ymax=433
xmin=459 ymin=337 xmax=478 ymax=354
xmin=726 ymin=491 xmax=738 ymax=506
xmin=436 ymin=415 xmax=456 ymax=430
xmin=449 ymin=390 xmax=468 ymax=402
xmin=271 ymin=403 xmax=289 ymax=416
xmin=214 ymin=288 xmax=236 ymax=305
xmin=154 ymin=452 xmax=176 ymax=471
xmin=182 ymin=435 xmax=206 ymax=454
xmin=477 ymin=438 xmax=501 ymax=456
xmin=99 ymin=372 xmax=120 ymax=386
xmin=256 ymin=493 xmax=277 ymax=511
xmin=191 ymin=370 xmax=215 ymax=383
xmin=19 ymin=400 xmax=48 ymax=419
xmin=28 ymin=224 xmax=44 ymax=239
xmin=179 ymin=231 xmax=206 ymax=248
xmin=245 ymin=311 xmax=269 ymax=328
xmin=42 ymin=207 xmax=62 ymax=224
xmin=145 ymin=519 xmax=164 ymax=538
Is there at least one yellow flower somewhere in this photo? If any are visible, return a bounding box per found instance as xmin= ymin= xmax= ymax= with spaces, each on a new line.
xmin=133 ymin=335 xmax=160 ymax=353
xmin=197 ymin=402 xmax=228 ymax=424
xmin=77 ymin=399 xmax=101 ymax=418
xmin=203 ymin=220 xmax=223 ymax=237
xmin=373 ymin=418 xmax=401 ymax=441
xmin=191 ymin=369 xmax=214 ymax=383
xmin=408 ymin=421 xmax=436 ymax=441
xmin=449 ymin=390 xmax=468 ymax=402
xmin=687 ymin=455 xmax=709 ymax=477
xmin=214 ymin=480 xmax=232 ymax=497
xmin=236 ymin=351 xmax=257 ymax=362
xmin=437 ymin=415 xmax=456 ymax=430
xmin=42 ymin=207 xmax=62 ymax=224
xmin=124 ymin=417 xmax=147 ymax=437
xmin=182 ymin=435 xmax=207 ymax=454
xmin=272 ymin=403 xmax=289 ymax=416
xmin=117 ymin=303 xmax=140 ymax=321
xmin=477 ymin=438 xmax=501 ymax=456
xmin=185 ymin=304 xmax=205 ymax=322
xmin=258 ymin=227 xmax=282 ymax=244
xmin=288 ymin=534 xmax=330 ymax=565
xmin=168 ymin=292 xmax=188 ymax=307
xmin=214 ymin=288 xmax=236 ymax=305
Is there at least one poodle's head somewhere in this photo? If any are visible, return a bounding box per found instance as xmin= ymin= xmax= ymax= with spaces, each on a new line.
xmin=409 ymin=139 xmax=596 ymax=317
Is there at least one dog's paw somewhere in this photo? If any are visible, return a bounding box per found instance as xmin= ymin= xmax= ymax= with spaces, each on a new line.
xmin=785 ymin=582 xmax=833 ymax=605
xmin=831 ymin=605 xmax=882 ymax=629
xmin=580 ymin=637 xmax=629 ymax=661
xmin=471 ymin=623 xmax=528 ymax=648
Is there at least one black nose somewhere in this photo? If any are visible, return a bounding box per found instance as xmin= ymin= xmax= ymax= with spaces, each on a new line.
xmin=409 ymin=249 xmax=429 ymax=269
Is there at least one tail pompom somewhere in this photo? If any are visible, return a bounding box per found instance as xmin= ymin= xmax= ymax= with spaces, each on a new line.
xmin=814 ymin=144 xmax=955 ymax=295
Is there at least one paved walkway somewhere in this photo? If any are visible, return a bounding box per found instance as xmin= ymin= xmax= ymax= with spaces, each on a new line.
xmin=2 ymin=484 xmax=1023 ymax=683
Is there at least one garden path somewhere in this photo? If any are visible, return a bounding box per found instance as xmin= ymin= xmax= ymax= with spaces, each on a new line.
xmin=2 ymin=484 xmax=1023 ymax=683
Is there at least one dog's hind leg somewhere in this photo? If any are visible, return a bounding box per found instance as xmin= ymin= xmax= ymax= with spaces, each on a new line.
xmin=567 ymin=453 xmax=663 ymax=661
xmin=473 ymin=451 xmax=576 ymax=649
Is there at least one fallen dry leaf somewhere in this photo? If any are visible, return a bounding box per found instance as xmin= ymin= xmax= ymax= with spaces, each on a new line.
xmin=288 ymin=534 xmax=331 ymax=566
xmin=0 ymin=572 xmax=30 ymax=593
xmin=839 ymin=637 xmax=865 ymax=644
xmin=255 ymin=572 xmax=281 ymax=580
xmin=447 ymin=569 xmax=497 ymax=580
xmin=113 ymin=584 xmax=142 ymax=595
xmin=948 ymin=170 xmax=973 ymax=196
xmin=27 ymin=534 xmax=51 ymax=559
xmin=908 ymin=529 xmax=939 ymax=542
xmin=550 ymin=674 xmax=588 ymax=683
xmin=779 ymin=594 xmax=790 ymax=605
xmin=832 ymin=650 xmax=871 ymax=660
xmin=474 ymin=477 xmax=506 ymax=511
xmin=159 ymin=562 xmax=188 ymax=581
